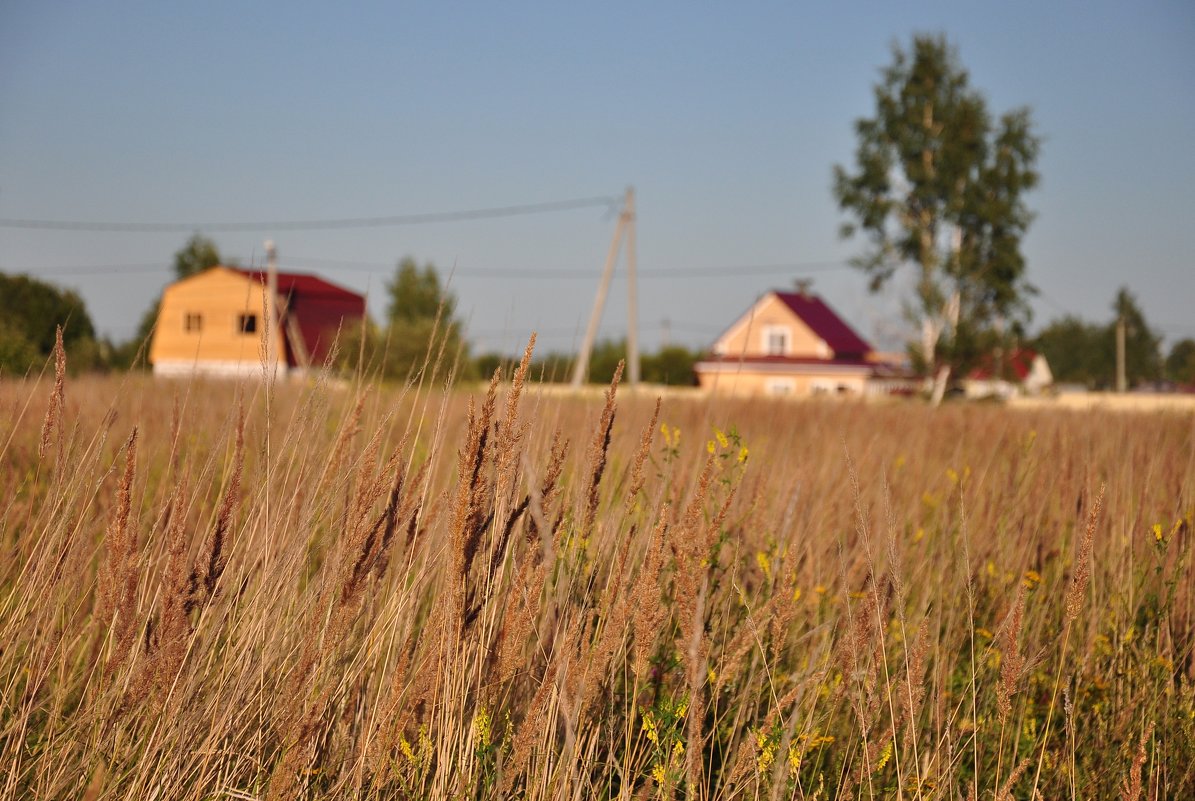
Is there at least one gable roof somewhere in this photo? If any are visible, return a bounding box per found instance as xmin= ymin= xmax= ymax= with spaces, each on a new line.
xmin=234 ymin=268 xmax=364 ymax=303
xmin=968 ymin=347 xmax=1042 ymax=382
xmin=772 ymin=291 xmax=871 ymax=357
xmin=232 ymin=267 xmax=366 ymax=366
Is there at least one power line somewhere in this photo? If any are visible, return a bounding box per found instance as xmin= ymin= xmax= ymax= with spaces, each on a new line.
xmin=284 ymin=255 xmax=851 ymax=279
xmin=26 ymin=258 xmax=853 ymax=280
xmin=0 ymin=195 xmax=621 ymax=232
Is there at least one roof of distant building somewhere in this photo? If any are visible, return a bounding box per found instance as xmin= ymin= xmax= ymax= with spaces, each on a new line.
xmin=772 ymin=290 xmax=872 ymax=357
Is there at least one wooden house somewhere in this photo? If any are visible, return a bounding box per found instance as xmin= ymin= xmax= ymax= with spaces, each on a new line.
xmin=693 ymin=287 xmax=875 ymax=397
xmin=149 ymin=266 xmax=365 ymax=377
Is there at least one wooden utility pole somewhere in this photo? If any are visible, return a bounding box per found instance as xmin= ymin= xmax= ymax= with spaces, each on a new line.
xmin=265 ymin=239 xmax=279 ymax=380
xmin=572 ymin=186 xmax=640 ymax=387
xmin=1116 ymin=314 xmax=1127 ymax=393
xmin=624 ymin=188 xmax=640 ymax=385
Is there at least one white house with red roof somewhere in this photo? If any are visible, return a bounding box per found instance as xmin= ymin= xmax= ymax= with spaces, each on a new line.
xmin=149 ymin=265 xmax=365 ymax=377
xmin=963 ymin=347 xmax=1053 ymax=399
xmin=694 ymin=286 xmax=878 ymax=397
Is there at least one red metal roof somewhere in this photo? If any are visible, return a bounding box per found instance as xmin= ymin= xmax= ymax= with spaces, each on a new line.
xmin=773 ymin=291 xmax=872 ymax=357
xmin=236 ymin=269 xmax=364 ymax=303
xmin=968 ymin=348 xmax=1039 ymax=382
xmin=233 ymin=268 xmax=366 ymax=367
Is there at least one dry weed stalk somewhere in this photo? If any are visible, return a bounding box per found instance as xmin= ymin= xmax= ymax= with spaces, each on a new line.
xmin=198 ymin=408 xmax=244 ymax=602
xmin=97 ymin=428 xmax=139 ymax=677
xmin=580 ymin=360 xmax=624 ymax=539
xmin=624 ymin=396 xmax=661 ymax=515
xmin=1119 ymin=721 xmax=1155 ymax=801
xmin=997 ymin=585 xmax=1026 ymax=722
xmin=37 ymin=325 xmax=66 ymax=460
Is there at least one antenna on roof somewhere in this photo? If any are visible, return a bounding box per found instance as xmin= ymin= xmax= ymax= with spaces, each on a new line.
xmin=794 ymin=278 xmax=813 ymax=298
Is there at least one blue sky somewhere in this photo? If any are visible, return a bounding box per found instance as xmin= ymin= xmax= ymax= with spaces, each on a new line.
xmin=2 ymin=1 xmax=1193 ymax=355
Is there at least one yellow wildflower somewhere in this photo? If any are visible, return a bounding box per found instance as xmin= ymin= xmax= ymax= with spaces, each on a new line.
xmin=875 ymin=741 xmax=893 ymax=771
xmin=1022 ymin=569 xmax=1041 ymax=590
xmin=642 ymin=711 xmax=659 ymax=745
xmin=651 ymin=762 xmax=667 ymax=783
xmin=738 ymin=445 xmax=749 ymax=463
xmin=707 ymin=439 xmax=716 ymax=454
xmin=472 ymin=706 xmax=492 ymax=748
xmin=756 ymin=551 xmax=772 ymax=580
xmin=788 ymin=741 xmax=803 ymax=771
xmin=715 ymin=428 xmax=729 ymax=449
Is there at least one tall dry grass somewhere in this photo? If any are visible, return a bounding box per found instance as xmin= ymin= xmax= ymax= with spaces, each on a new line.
xmin=1 ymin=338 xmax=1193 ymax=800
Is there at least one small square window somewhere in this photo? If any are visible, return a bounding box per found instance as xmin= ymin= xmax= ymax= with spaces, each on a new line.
xmin=183 ymin=313 xmax=203 ymax=333
xmin=237 ymin=314 xmax=258 ymax=334
xmin=763 ymin=326 xmax=790 ymax=356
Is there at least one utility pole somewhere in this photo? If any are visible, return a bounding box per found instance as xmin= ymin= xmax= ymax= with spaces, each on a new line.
xmin=1116 ymin=313 xmax=1127 ymax=393
xmin=572 ymin=186 xmax=640 ymax=387
xmin=624 ymin=187 xmax=639 ymax=385
xmin=265 ymin=239 xmax=279 ymax=380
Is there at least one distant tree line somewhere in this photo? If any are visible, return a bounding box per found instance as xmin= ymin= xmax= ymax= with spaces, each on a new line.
xmin=1032 ymin=286 xmax=1194 ymax=388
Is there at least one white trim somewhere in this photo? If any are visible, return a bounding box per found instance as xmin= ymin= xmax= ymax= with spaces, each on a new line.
xmin=153 ymin=359 xmax=279 ymax=378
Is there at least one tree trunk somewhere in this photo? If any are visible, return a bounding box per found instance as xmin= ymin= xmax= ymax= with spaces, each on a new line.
xmin=930 ymin=365 xmax=952 ymax=407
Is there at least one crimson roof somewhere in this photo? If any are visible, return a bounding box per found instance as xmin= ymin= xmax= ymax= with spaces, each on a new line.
xmin=233 ymin=268 xmax=366 ymax=366
xmin=773 ymin=291 xmax=871 ymax=357
xmin=235 ymin=269 xmax=364 ymax=303
xmin=968 ymin=348 xmax=1039 ymax=382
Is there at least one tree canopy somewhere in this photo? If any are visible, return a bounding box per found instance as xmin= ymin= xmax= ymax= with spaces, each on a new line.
xmin=386 ymin=258 xmax=457 ymax=325
xmin=834 ymin=34 xmax=1040 ymax=382
xmin=1033 ymin=287 xmax=1163 ymax=388
xmin=0 ymin=272 xmax=102 ymax=374
xmin=172 ymin=233 xmax=223 ymax=279
xmin=1167 ymin=339 xmax=1195 ymax=385
xmin=340 ymin=257 xmax=470 ymax=382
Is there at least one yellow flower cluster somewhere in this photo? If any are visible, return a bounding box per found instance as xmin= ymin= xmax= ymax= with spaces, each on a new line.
xmin=472 ymin=706 xmax=492 ymax=748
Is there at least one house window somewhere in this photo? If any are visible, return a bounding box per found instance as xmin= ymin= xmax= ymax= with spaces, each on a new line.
xmin=766 ymin=378 xmax=795 ymax=396
xmin=237 ymin=313 xmax=258 ymax=334
xmin=811 ymin=378 xmax=835 ymax=395
xmin=183 ymin=313 xmax=202 ymax=333
xmin=763 ymin=325 xmax=790 ymax=356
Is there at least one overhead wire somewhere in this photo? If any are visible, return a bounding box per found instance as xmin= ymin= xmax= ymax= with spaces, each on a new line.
xmin=27 ymin=258 xmax=853 ymax=279
xmin=0 ymin=195 xmax=621 ymax=232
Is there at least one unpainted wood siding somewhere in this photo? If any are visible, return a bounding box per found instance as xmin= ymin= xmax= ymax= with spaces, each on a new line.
xmin=149 ymin=267 xmax=286 ymax=367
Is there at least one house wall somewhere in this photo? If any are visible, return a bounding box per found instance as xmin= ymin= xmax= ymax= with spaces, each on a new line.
xmin=712 ymin=294 xmax=830 ymax=358
xmin=149 ymin=268 xmax=286 ymax=371
xmin=695 ymin=367 xmax=868 ymax=398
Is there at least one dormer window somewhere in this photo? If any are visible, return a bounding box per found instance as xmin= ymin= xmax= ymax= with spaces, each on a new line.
xmin=183 ymin=313 xmax=202 ymax=333
xmin=763 ymin=325 xmax=790 ymax=356
xmin=237 ymin=313 xmax=258 ymax=334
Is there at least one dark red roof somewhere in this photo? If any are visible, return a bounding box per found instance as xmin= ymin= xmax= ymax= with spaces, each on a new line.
xmin=233 ymin=268 xmax=366 ymax=367
xmin=773 ymin=291 xmax=872 ymax=357
xmin=236 ymin=269 xmax=364 ymax=303
xmin=968 ymin=348 xmax=1038 ymax=382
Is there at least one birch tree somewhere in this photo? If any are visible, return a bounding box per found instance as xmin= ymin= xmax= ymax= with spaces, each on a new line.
xmin=834 ymin=34 xmax=1040 ymax=399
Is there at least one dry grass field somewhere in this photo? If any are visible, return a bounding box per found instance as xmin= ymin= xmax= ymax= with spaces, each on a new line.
xmin=2 ymin=338 xmax=1193 ymax=800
